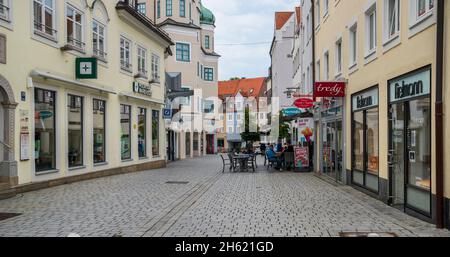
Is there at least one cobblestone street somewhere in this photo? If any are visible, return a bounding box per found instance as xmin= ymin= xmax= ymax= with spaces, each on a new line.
xmin=0 ymin=156 xmax=449 ymax=237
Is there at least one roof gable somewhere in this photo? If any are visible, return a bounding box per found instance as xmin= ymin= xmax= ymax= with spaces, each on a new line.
xmin=275 ymin=12 xmax=294 ymax=30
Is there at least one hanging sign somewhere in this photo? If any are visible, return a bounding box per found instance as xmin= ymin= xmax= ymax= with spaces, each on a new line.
xmin=294 ymin=98 xmax=314 ymax=109
xmin=294 ymin=147 xmax=309 ymax=168
xmin=314 ymin=82 xmax=346 ymax=99
xmin=133 ymin=82 xmax=152 ymax=97
xmin=163 ymin=108 xmax=173 ymax=119
xmin=282 ymin=107 xmax=301 ymax=117
xmin=389 ymin=67 xmax=431 ymax=103
xmin=76 ymin=57 xmax=98 ymax=79
xmin=352 ymin=88 xmax=378 ymax=111
xmin=298 ymin=118 xmax=314 ymax=143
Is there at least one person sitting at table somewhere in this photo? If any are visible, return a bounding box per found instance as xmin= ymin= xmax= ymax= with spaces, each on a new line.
xmin=282 ymin=142 xmax=295 ymax=171
xmin=245 ymin=145 xmax=254 ymax=154
xmin=266 ymin=145 xmax=282 ymax=170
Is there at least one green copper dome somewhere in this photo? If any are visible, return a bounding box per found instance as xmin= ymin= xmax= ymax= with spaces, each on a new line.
xmin=200 ymin=3 xmax=215 ymax=26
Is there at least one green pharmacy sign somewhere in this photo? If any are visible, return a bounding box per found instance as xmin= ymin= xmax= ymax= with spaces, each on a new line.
xmin=76 ymin=58 xmax=98 ymax=79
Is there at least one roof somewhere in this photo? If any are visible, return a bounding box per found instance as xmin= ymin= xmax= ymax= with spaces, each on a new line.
xmin=218 ymin=77 xmax=267 ymax=100
xmin=157 ymin=18 xmax=202 ymax=30
xmin=295 ymin=7 xmax=301 ymax=25
xmin=200 ymin=3 xmax=216 ymax=26
xmin=275 ymin=12 xmax=294 ymax=30
xmin=201 ymin=47 xmax=221 ymax=57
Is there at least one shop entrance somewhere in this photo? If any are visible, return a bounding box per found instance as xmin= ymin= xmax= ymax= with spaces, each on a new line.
xmin=388 ymin=97 xmax=431 ymax=215
xmin=322 ymin=119 xmax=343 ymax=182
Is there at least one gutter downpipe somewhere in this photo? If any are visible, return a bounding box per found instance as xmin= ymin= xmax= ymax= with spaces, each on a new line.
xmin=436 ymin=0 xmax=445 ymax=229
xmin=311 ymin=0 xmax=317 ymax=173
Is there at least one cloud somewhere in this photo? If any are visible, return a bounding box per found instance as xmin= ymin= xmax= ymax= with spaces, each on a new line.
xmin=202 ymin=0 xmax=299 ymax=80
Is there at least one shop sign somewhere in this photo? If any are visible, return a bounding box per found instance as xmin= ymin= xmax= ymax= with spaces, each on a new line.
xmin=133 ymin=81 xmax=152 ymax=97
xmin=163 ymin=108 xmax=173 ymax=119
xmin=314 ymin=82 xmax=346 ymax=99
xmin=352 ymin=88 xmax=378 ymax=111
xmin=283 ymin=107 xmax=301 ymax=117
xmin=76 ymin=58 xmax=98 ymax=79
xmin=298 ymin=118 xmax=314 ymax=143
xmin=294 ymin=147 xmax=309 ymax=168
xmin=294 ymin=98 xmax=314 ymax=109
xmin=38 ymin=111 xmax=53 ymax=119
xmin=389 ymin=67 xmax=430 ymax=103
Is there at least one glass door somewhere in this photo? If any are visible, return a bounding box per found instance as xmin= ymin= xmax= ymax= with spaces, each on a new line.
xmin=336 ymin=121 xmax=343 ymax=182
xmin=389 ymin=103 xmax=405 ymax=208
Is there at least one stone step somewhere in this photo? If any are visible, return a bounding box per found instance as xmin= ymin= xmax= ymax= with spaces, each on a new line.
xmin=0 ymin=183 xmax=10 ymax=191
xmin=0 ymin=183 xmax=16 ymax=200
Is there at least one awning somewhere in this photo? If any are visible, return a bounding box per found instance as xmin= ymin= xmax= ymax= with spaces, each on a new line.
xmin=119 ymin=91 xmax=165 ymax=105
xmin=30 ymin=69 xmax=116 ymax=94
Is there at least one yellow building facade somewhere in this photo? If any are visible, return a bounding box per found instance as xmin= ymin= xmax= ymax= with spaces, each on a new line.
xmin=0 ymin=0 xmax=172 ymax=191
xmin=313 ymin=0 xmax=447 ymax=225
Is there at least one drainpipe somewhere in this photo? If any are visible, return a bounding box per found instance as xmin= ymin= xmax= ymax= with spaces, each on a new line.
xmin=311 ymin=0 xmax=316 ymax=87
xmin=435 ymin=0 xmax=445 ymax=229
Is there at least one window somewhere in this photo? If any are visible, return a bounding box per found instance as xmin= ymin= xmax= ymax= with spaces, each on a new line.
xmin=197 ymin=62 xmax=200 ymax=76
xmin=385 ymin=0 xmax=400 ymax=40
xmin=120 ymin=105 xmax=131 ymax=160
xmin=151 ymin=54 xmax=160 ymax=82
xmin=189 ymin=2 xmax=192 ymax=20
xmin=33 ymin=0 xmax=57 ymax=39
xmin=157 ymin=0 xmax=160 ymax=18
xmin=176 ymin=43 xmax=190 ymax=62
xmin=66 ymin=4 xmax=84 ymax=50
xmin=137 ymin=3 xmax=146 ymax=15
xmin=416 ymin=0 xmax=434 ymax=19
xmin=138 ymin=108 xmax=146 ymax=158
xmin=366 ymin=6 xmax=377 ymax=54
xmin=93 ymin=99 xmax=105 ymax=164
xmin=152 ymin=110 xmax=160 ymax=156
xmin=0 ymin=0 xmax=10 ymax=22
xmin=315 ymin=0 xmax=320 ymax=26
xmin=203 ymin=100 xmax=214 ymax=114
xmin=120 ymin=36 xmax=132 ymax=71
xmin=180 ymin=0 xmax=185 ymax=17
xmin=35 ymin=88 xmax=56 ymax=172
xmin=228 ymin=114 xmax=232 ymax=121
xmin=349 ymin=24 xmax=357 ymax=66
xmin=166 ymin=0 xmax=172 ymax=16
xmin=204 ymin=68 xmax=214 ymax=81
xmin=335 ymin=40 xmax=342 ymax=75
xmin=316 ymin=60 xmax=321 ymax=81
xmin=324 ymin=0 xmax=329 ymax=15
xmin=324 ymin=51 xmax=329 ymax=80
xmin=205 ymin=35 xmax=210 ymax=49
xmin=137 ymin=46 xmax=148 ymax=77
xmin=93 ymin=20 xmax=106 ymax=60
xmin=68 ymin=95 xmax=83 ymax=168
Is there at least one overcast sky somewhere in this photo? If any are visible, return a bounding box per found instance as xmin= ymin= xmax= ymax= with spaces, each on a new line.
xmin=202 ymin=0 xmax=299 ymax=81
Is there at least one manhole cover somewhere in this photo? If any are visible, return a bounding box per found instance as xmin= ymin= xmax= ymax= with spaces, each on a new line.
xmin=340 ymin=232 xmax=398 ymax=237
xmin=166 ymin=181 xmax=189 ymax=185
xmin=0 ymin=213 xmax=22 ymax=222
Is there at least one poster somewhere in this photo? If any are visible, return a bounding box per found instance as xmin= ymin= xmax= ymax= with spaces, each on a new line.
xmin=20 ymin=133 xmax=30 ymax=161
xmin=298 ymin=118 xmax=314 ymax=143
xmin=20 ymin=110 xmax=29 ymax=133
xmin=295 ymin=147 xmax=309 ymax=168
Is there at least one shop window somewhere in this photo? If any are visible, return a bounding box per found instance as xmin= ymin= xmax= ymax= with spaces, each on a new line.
xmin=33 ymin=0 xmax=57 ymax=40
xmin=67 ymin=95 xmax=83 ymax=168
xmin=35 ymin=88 xmax=56 ymax=172
xmin=353 ymin=111 xmax=364 ymax=172
xmin=152 ymin=110 xmax=160 ymax=156
xmin=93 ymin=99 xmax=105 ymax=164
xmin=185 ymin=132 xmax=191 ymax=156
xmin=121 ymin=105 xmax=131 ymax=160
xmin=138 ymin=108 xmax=147 ymax=158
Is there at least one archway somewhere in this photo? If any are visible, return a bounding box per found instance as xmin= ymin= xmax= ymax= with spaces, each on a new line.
xmin=0 ymin=74 xmax=17 ymax=186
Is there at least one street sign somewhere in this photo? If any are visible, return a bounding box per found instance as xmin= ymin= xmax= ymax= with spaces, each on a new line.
xmin=76 ymin=58 xmax=98 ymax=79
xmin=163 ymin=108 xmax=173 ymax=119
xmin=294 ymin=98 xmax=314 ymax=109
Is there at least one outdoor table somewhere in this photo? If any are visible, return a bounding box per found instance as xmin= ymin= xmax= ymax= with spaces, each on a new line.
xmin=233 ymin=154 xmax=251 ymax=172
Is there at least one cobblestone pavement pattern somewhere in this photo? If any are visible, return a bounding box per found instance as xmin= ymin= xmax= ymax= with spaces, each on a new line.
xmin=1 ymin=156 xmax=449 ymax=237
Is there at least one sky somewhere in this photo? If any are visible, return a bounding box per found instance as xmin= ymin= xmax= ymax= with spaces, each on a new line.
xmin=202 ymin=0 xmax=299 ymax=81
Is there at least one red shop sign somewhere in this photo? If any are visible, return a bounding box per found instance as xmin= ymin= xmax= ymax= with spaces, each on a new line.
xmin=314 ymin=82 xmax=346 ymax=99
xmin=294 ymin=98 xmax=314 ymax=109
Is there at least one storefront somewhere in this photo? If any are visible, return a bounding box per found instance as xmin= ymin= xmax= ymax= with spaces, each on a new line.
xmin=388 ymin=66 xmax=432 ymax=217
xmin=319 ymin=98 xmax=344 ymax=182
xmin=351 ymin=87 xmax=379 ymax=193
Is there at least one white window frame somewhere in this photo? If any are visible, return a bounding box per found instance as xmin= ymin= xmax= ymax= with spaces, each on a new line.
xmin=0 ymin=0 xmax=12 ymax=27
xmin=151 ymin=53 xmax=161 ymax=83
xmin=408 ymin=0 xmax=436 ymax=37
xmin=323 ymin=0 xmax=329 ymax=17
xmin=65 ymin=3 xmax=85 ymax=51
xmin=415 ymin=0 xmax=434 ymax=21
xmin=316 ymin=60 xmax=321 ymax=81
xmin=92 ymin=19 xmax=107 ymax=61
xmin=335 ymin=38 xmax=342 ymax=77
xmin=315 ymin=0 xmax=321 ymax=28
xmin=120 ymin=36 xmax=132 ymax=72
xmin=349 ymin=23 xmax=358 ymax=68
xmin=324 ymin=51 xmax=329 ymax=81
xmin=32 ymin=0 xmax=57 ymax=41
xmin=365 ymin=3 xmax=377 ymax=59
xmin=137 ymin=45 xmax=148 ymax=78
xmin=383 ymin=0 xmax=400 ymax=43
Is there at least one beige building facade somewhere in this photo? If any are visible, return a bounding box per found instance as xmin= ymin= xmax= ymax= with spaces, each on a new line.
xmin=313 ymin=0 xmax=447 ymax=225
xmin=0 ymin=0 xmax=172 ymax=192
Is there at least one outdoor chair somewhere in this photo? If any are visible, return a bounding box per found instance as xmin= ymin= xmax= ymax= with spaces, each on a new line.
xmin=266 ymin=153 xmax=277 ymax=170
xmin=246 ymin=154 xmax=257 ymax=172
xmin=284 ymin=152 xmax=295 ymax=171
xmin=220 ymin=154 xmax=234 ymax=173
xmin=227 ymin=153 xmax=238 ymax=172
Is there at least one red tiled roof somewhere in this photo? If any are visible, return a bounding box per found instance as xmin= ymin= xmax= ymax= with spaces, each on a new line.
xmin=295 ymin=7 xmax=301 ymax=25
xmin=275 ymin=12 xmax=294 ymax=30
xmin=219 ymin=77 xmax=267 ymax=100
